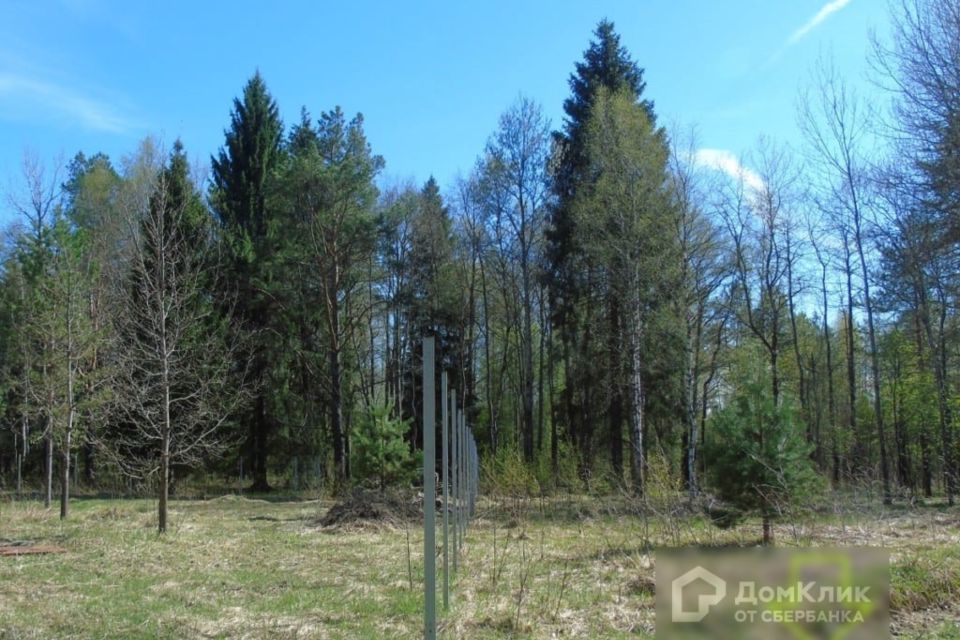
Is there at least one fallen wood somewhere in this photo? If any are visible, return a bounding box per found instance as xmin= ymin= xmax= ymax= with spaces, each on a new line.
xmin=0 ymin=543 xmax=67 ymax=556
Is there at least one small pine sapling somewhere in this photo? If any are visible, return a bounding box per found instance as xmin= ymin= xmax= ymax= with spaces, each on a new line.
xmin=705 ymin=381 xmax=821 ymax=545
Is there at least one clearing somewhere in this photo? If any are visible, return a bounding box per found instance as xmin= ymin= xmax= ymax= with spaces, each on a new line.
xmin=0 ymin=493 xmax=958 ymax=638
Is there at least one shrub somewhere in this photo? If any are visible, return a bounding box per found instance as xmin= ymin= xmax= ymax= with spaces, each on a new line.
xmin=481 ymin=445 xmax=540 ymax=498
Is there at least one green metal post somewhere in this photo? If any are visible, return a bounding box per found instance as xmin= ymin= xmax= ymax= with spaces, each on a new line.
xmin=441 ymin=371 xmax=449 ymax=611
xmin=451 ymin=389 xmax=459 ymax=573
xmin=422 ymin=337 xmax=436 ymax=640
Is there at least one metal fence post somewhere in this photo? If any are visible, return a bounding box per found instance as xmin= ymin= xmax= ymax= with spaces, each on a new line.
xmin=422 ymin=337 xmax=436 ymax=640
xmin=451 ymin=389 xmax=459 ymax=574
xmin=458 ymin=409 xmax=467 ymax=548
xmin=441 ymin=371 xmax=450 ymax=611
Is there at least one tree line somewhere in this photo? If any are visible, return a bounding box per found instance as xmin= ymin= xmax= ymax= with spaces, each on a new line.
xmin=1 ymin=1 xmax=959 ymax=529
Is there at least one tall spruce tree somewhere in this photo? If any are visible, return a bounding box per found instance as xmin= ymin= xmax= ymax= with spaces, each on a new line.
xmin=546 ymin=20 xmax=661 ymax=479
xmin=210 ymin=72 xmax=284 ymax=491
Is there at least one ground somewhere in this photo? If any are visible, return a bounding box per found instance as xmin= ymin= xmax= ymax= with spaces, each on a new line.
xmin=0 ymin=492 xmax=958 ymax=639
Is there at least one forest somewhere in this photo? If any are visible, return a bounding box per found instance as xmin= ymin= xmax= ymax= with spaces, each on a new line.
xmin=2 ymin=2 xmax=960 ymax=637
xmin=0 ymin=0 xmax=959 ymax=533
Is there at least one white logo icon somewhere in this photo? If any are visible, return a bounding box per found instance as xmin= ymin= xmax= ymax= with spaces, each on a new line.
xmin=672 ymin=566 xmax=727 ymax=622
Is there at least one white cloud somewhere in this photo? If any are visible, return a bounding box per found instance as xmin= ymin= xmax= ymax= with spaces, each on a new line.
xmin=692 ymin=148 xmax=765 ymax=193
xmin=787 ymin=0 xmax=853 ymax=46
xmin=0 ymin=71 xmax=136 ymax=134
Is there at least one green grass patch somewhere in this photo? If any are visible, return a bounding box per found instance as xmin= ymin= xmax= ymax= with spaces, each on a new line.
xmin=0 ymin=494 xmax=957 ymax=638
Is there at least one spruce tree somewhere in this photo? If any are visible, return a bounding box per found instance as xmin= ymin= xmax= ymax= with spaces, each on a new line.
xmin=546 ymin=20 xmax=667 ymax=481
xmin=210 ymin=72 xmax=283 ymax=492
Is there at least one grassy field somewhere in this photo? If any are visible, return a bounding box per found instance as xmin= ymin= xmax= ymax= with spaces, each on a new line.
xmin=0 ymin=492 xmax=958 ymax=639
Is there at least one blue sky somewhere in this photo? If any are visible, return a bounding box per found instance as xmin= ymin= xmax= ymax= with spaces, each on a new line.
xmin=0 ymin=0 xmax=888 ymax=224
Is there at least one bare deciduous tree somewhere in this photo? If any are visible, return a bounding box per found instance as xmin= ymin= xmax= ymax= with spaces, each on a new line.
xmin=106 ymin=144 xmax=249 ymax=533
xmin=800 ymin=56 xmax=892 ymax=504
xmin=7 ymin=150 xmax=63 ymax=508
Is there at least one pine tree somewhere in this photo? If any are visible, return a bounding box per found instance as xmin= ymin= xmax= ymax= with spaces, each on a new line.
xmin=352 ymin=403 xmax=413 ymax=491
xmin=705 ymin=381 xmax=820 ymax=545
xmin=279 ymin=107 xmax=383 ymax=484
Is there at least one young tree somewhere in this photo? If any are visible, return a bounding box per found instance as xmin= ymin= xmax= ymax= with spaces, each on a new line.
xmin=112 ymin=142 xmax=248 ymax=533
xmin=7 ymin=151 xmax=62 ymax=507
xmin=706 ymin=380 xmax=820 ymax=545
xmin=32 ymin=220 xmax=102 ymax=519
xmin=352 ymin=403 xmax=413 ymax=491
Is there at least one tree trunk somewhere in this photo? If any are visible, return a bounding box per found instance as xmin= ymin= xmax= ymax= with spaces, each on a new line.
xmin=160 ymin=325 xmax=172 ymax=533
xmin=762 ymin=516 xmax=773 ymax=546
xmin=537 ymin=286 xmax=547 ymax=455
xmin=60 ymin=430 xmax=71 ymax=520
xmin=44 ymin=425 xmax=53 ymax=509
xmin=855 ymin=229 xmax=892 ymax=504
xmin=609 ymin=297 xmax=624 ymax=481
xmin=521 ymin=248 xmax=535 ymax=464
xmin=17 ymin=413 xmax=27 ymax=496
xmin=61 ymin=315 xmax=76 ymax=520
xmin=250 ymin=392 xmax=271 ymax=492
xmin=480 ymin=255 xmax=497 ymax=454
xmin=913 ymin=298 xmax=934 ymax=498
xmin=917 ymin=279 xmax=955 ymax=504
xmin=159 ymin=438 xmax=169 ymax=534
xmin=549 ymin=327 xmax=559 ymax=481
xmin=330 ymin=343 xmax=346 ymax=484
xmin=844 ymin=248 xmax=856 ymax=482
xmin=628 ymin=302 xmax=645 ymax=498
xmin=821 ymin=265 xmax=838 ymax=483
xmin=786 ymin=244 xmax=807 ymax=423
xmin=684 ymin=306 xmax=702 ymax=499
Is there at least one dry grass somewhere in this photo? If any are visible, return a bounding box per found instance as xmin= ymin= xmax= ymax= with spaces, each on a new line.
xmin=0 ymin=492 xmax=957 ymax=638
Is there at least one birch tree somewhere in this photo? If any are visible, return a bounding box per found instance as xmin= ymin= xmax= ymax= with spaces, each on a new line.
xmin=573 ymin=87 xmax=677 ymax=495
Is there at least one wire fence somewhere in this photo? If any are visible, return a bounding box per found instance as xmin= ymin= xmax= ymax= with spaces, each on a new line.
xmin=422 ymin=336 xmax=478 ymax=639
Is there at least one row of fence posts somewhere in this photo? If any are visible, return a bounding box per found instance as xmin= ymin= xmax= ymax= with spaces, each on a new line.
xmin=423 ymin=336 xmax=479 ymax=639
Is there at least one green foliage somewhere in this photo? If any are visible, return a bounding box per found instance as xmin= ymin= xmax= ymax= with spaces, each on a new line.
xmin=705 ymin=381 xmax=822 ymax=526
xmin=211 ymin=71 xmax=284 ymax=239
xmin=535 ymin=437 xmax=581 ymax=492
xmin=209 ymin=72 xmax=287 ymax=492
xmin=351 ymin=403 xmax=414 ymax=490
xmin=481 ymin=445 xmax=540 ymax=497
